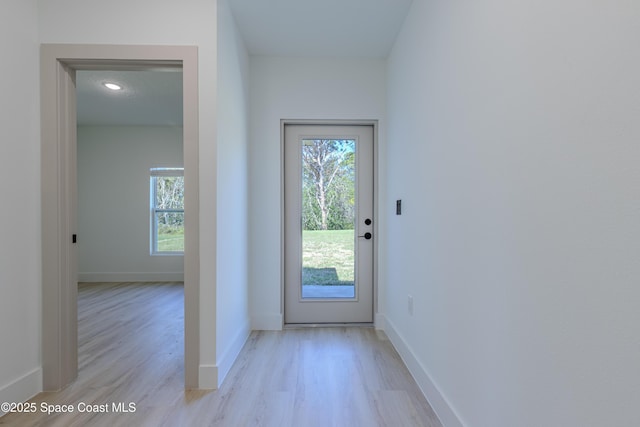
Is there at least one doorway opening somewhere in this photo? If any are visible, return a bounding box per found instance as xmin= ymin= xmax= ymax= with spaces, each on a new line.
xmin=40 ymin=44 xmax=200 ymax=391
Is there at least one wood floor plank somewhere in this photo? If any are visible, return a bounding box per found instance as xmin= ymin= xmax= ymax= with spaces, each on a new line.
xmin=0 ymin=282 xmax=442 ymax=427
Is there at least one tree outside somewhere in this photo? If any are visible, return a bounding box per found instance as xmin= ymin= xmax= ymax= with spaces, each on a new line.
xmin=301 ymin=139 xmax=356 ymax=287
xmin=154 ymin=175 xmax=184 ymax=252
xmin=302 ymin=139 xmax=355 ymax=231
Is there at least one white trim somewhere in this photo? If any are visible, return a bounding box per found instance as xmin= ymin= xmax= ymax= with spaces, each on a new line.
xmin=251 ymin=313 xmax=284 ymax=330
xmin=198 ymin=365 xmax=218 ymax=390
xmin=374 ymin=313 xmax=386 ymax=330
xmin=150 ymin=167 xmax=184 ymax=177
xmin=41 ymin=46 xmax=78 ymax=391
xmin=216 ymin=319 xmax=251 ymax=387
xmin=41 ymin=44 xmax=200 ymax=390
xmin=78 ymin=272 xmax=184 ymax=282
xmin=0 ymin=368 xmax=42 ymax=416
xmin=382 ymin=315 xmax=465 ymax=427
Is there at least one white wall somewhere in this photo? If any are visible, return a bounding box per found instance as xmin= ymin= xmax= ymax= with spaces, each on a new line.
xmin=215 ymin=0 xmax=251 ymax=385
xmin=77 ymin=126 xmax=184 ymax=282
xmin=248 ymin=56 xmax=387 ymax=329
xmin=385 ymin=1 xmax=640 ymax=426
xmin=0 ymin=0 xmax=42 ymax=410
xmin=38 ymin=0 xmax=220 ymax=388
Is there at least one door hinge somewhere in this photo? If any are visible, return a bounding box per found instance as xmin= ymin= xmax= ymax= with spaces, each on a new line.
xmin=72 ymin=234 xmax=77 ymax=244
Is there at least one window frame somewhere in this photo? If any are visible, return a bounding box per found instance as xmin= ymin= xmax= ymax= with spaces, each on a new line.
xmin=150 ymin=167 xmax=185 ymax=256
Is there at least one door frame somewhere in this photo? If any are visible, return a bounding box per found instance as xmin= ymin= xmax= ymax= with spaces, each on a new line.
xmin=280 ymin=119 xmax=379 ymax=326
xmin=41 ymin=44 xmax=200 ymax=390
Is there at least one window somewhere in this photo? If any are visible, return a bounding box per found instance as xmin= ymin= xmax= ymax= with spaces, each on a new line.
xmin=150 ymin=168 xmax=184 ymax=255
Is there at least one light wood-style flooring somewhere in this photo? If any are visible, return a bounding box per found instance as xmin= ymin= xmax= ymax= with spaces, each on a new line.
xmin=0 ymin=282 xmax=441 ymax=427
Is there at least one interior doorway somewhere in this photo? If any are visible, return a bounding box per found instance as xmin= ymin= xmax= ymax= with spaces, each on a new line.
xmin=40 ymin=44 xmax=200 ymax=390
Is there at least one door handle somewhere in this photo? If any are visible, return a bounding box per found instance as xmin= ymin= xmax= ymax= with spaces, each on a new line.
xmin=358 ymin=232 xmax=372 ymax=240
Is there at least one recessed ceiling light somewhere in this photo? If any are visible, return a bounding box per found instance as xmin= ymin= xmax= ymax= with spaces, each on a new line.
xmin=103 ymin=82 xmax=122 ymax=91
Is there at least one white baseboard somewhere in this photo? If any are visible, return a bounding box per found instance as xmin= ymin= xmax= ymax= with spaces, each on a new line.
xmin=0 ymin=368 xmax=42 ymax=416
xmin=251 ymin=313 xmax=283 ymax=330
xmin=374 ymin=312 xmax=386 ymax=330
xmin=78 ymin=272 xmax=184 ymax=282
xmin=198 ymin=365 xmax=218 ymax=390
xmin=217 ymin=319 xmax=251 ymax=387
xmin=382 ymin=315 xmax=464 ymax=427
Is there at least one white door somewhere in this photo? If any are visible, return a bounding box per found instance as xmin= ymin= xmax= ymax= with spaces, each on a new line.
xmin=284 ymin=124 xmax=374 ymax=323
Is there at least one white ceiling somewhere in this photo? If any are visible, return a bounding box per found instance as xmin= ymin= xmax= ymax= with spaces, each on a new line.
xmin=76 ymin=70 xmax=183 ymax=126
xmin=229 ymin=0 xmax=413 ymax=57
xmin=76 ymin=0 xmax=412 ymax=126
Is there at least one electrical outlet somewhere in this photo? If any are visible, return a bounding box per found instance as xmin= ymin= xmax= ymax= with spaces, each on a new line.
xmin=408 ymin=295 xmax=414 ymax=316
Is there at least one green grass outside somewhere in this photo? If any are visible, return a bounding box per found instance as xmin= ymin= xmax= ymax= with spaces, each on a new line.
xmin=302 ymin=229 xmax=354 ymax=286
xmin=158 ymin=227 xmax=184 ymax=252
xmin=157 ymin=229 xmax=353 ymax=279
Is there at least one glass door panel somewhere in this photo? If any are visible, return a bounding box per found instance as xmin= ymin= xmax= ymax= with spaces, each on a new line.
xmin=301 ymin=139 xmax=356 ymax=299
